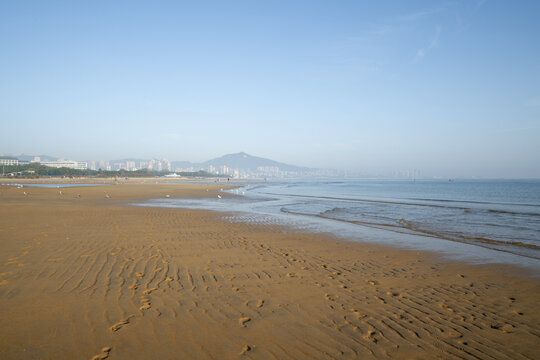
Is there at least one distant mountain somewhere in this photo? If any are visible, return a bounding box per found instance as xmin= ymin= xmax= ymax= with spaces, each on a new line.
xmin=201 ymin=152 xmax=312 ymax=172
xmin=8 ymin=152 xmax=316 ymax=176
xmin=170 ymin=160 xmax=194 ymax=169
xmin=110 ymin=158 xmax=150 ymax=163
xmin=17 ymin=154 xmax=58 ymax=162
xmin=169 ymin=152 xmax=314 ymax=174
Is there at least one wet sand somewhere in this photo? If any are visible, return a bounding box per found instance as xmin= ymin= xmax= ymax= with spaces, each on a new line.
xmin=0 ymin=183 xmax=539 ymax=359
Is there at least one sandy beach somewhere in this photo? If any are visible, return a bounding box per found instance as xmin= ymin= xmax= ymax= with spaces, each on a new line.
xmin=0 ymin=182 xmax=539 ymax=359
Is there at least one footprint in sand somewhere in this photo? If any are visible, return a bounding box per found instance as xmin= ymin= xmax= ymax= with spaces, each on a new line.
xmin=491 ymin=323 xmax=515 ymax=333
xmin=110 ymin=315 xmax=135 ymax=332
xmin=365 ymin=329 xmax=378 ymax=343
xmin=140 ymin=296 xmax=151 ymax=311
xmin=91 ymin=347 xmax=112 ymax=360
xmin=256 ymin=299 xmax=264 ymax=308
xmin=351 ymin=309 xmax=367 ymax=320
xmin=239 ymin=345 xmax=252 ymax=355
xmin=325 ymin=294 xmax=338 ymax=301
xmin=238 ymin=317 xmax=251 ymax=327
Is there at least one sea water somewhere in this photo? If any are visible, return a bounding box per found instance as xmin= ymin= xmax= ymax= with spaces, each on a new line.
xmin=137 ymin=179 xmax=540 ymax=270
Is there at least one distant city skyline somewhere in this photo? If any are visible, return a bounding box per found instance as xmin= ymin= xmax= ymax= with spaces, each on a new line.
xmin=1 ymin=152 xmax=341 ymax=179
xmin=0 ymin=151 xmax=526 ymax=179
xmin=1 ymin=1 xmax=539 ymax=178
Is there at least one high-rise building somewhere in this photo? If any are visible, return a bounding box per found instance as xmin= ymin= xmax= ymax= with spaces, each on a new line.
xmin=126 ymin=161 xmax=136 ymax=171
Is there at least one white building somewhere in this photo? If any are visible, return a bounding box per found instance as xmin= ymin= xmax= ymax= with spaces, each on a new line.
xmin=126 ymin=161 xmax=136 ymax=171
xmin=0 ymin=156 xmax=19 ymax=166
xmin=162 ymin=159 xmax=172 ymax=172
xmin=39 ymin=159 xmax=88 ymax=170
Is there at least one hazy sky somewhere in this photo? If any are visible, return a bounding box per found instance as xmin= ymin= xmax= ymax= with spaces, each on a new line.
xmin=1 ymin=0 xmax=539 ymax=178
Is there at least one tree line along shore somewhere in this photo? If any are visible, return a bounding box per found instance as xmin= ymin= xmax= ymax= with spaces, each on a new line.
xmin=1 ymin=163 xmax=226 ymax=179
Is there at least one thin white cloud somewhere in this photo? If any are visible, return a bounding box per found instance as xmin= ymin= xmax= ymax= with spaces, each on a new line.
xmin=346 ymin=27 xmax=395 ymax=43
xmin=393 ymin=7 xmax=446 ymax=23
xmin=413 ymin=25 xmax=442 ymax=63
xmin=477 ymin=0 xmax=488 ymax=8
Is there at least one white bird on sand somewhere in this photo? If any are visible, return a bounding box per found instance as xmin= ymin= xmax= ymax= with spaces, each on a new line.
xmin=59 ymin=191 xmax=63 ymax=195
xmin=165 ymin=194 xmax=170 ymax=198
xmin=217 ymin=195 xmax=222 ymax=199
xmin=23 ymin=191 xmax=27 ymax=196
xmin=105 ymin=194 xmax=111 ymax=199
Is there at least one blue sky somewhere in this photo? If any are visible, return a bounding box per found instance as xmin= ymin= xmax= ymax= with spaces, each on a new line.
xmin=1 ymin=0 xmax=539 ymax=178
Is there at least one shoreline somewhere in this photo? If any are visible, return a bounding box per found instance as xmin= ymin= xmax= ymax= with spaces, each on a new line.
xmin=134 ymin=185 xmax=540 ymax=274
xmin=2 ymin=180 xmax=539 ymax=276
xmin=0 ymin=176 xmax=243 ymax=185
xmin=5 ymin=179 xmax=539 ymax=271
xmin=1 ymin=183 xmax=539 ymax=359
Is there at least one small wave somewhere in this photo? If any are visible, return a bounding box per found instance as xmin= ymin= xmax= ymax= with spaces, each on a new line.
xmin=487 ymin=209 xmax=540 ymax=217
xmin=407 ymin=197 xmax=540 ymax=208
xmin=260 ymin=192 xmax=471 ymax=211
xmin=458 ymin=235 xmax=540 ymax=250
xmin=283 ymin=212 xmax=540 ymax=255
xmin=321 ymin=207 xmax=346 ymax=215
xmin=397 ymin=218 xmax=412 ymax=227
xmin=395 ymin=219 xmax=540 ymax=254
